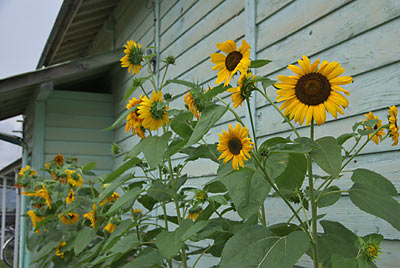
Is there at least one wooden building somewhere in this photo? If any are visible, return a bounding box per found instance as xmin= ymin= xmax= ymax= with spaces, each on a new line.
xmin=0 ymin=0 xmax=399 ymax=267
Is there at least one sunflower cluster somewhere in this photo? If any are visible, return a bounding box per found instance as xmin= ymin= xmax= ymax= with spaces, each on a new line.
xmin=15 ymin=165 xmax=37 ymax=189
xmin=22 ymin=185 xmax=52 ymax=209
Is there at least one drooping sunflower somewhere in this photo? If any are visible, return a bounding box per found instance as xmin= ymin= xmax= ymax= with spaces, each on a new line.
xmin=227 ymin=72 xmax=256 ymax=108
xmin=54 ymin=154 xmax=64 ymax=166
xmin=27 ymin=210 xmax=45 ymax=233
xmin=388 ymin=106 xmax=399 ymax=146
xmin=83 ymin=203 xmax=96 ymax=228
xmin=120 ymin=40 xmax=144 ymax=75
xmin=58 ymin=212 xmax=79 ymax=225
xmin=210 ymin=40 xmax=251 ymax=86
xmin=125 ymin=95 xmax=146 ymax=139
xmin=275 ymin=55 xmax=353 ymax=126
xmin=36 ymin=185 xmax=52 ymax=209
xmin=187 ymin=207 xmax=202 ymax=221
xmin=104 ymin=222 xmax=117 ymax=233
xmin=99 ymin=192 xmax=120 ymax=207
xmin=217 ymin=123 xmax=254 ymax=170
xmin=138 ymin=91 xmax=169 ymax=131
xmin=363 ymin=111 xmax=385 ymax=145
xmin=184 ymin=91 xmax=201 ymax=119
xmin=66 ymin=169 xmax=83 ymax=188
xmin=55 ymin=241 xmax=66 ymax=258
xmin=66 ymin=189 xmax=75 ymax=204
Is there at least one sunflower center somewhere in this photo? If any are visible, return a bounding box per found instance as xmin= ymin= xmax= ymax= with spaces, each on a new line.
xmin=295 ymin=73 xmax=331 ymax=105
xmin=129 ymin=46 xmax=144 ymax=65
xmin=225 ymin=51 xmax=242 ymax=71
xmin=228 ymin=137 xmax=243 ymax=155
xmin=150 ymin=101 xmax=167 ymax=120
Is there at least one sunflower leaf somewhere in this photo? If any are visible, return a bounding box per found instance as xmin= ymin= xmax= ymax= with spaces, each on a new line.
xmin=185 ymin=104 xmax=227 ymax=147
xmin=105 ymin=187 xmax=141 ymax=216
xmin=199 ymin=84 xmax=230 ymax=101
xmin=166 ymin=79 xmax=197 ymax=88
xmin=250 ymin=59 xmax=271 ymax=68
xmin=363 ymin=119 xmax=379 ymax=129
xmin=141 ymin=132 xmax=172 ymax=169
xmin=310 ymin=136 xmax=342 ymax=177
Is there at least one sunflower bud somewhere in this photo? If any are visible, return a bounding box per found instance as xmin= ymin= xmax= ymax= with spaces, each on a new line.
xmin=111 ymin=143 xmax=121 ymax=155
xmin=163 ymin=56 xmax=176 ymax=65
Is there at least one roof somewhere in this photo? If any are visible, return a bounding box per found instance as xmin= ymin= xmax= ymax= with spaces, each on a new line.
xmin=0 ymin=48 xmax=122 ymax=121
xmin=37 ymin=0 xmax=120 ymax=67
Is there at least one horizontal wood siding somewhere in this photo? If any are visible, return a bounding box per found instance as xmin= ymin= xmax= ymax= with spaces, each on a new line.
xmin=89 ymin=0 xmax=400 ymax=266
xmin=44 ymin=90 xmax=114 ymax=177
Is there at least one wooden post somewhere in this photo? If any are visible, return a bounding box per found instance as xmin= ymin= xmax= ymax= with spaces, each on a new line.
xmin=13 ymin=172 xmax=20 ymax=268
xmin=0 ymin=177 xmax=6 ymax=260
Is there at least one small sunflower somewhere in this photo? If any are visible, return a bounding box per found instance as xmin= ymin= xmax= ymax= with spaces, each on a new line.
xmin=184 ymin=91 xmax=201 ymax=120
xmin=83 ymin=203 xmax=96 ymax=228
xmin=36 ymin=185 xmax=52 ymax=209
xmin=66 ymin=189 xmax=75 ymax=204
xmin=58 ymin=212 xmax=79 ymax=225
xmin=54 ymin=154 xmax=64 ymax=166
xmin=187 ymin=207 xmax=202 ymax=221
xmin=217 ymin=123 xmax=254 ymax=170
xmin=363 ymin=112 xmax=385 ymax=145
xmin=388 ymin=106 xmax=399 ymax=146
xmin=18 ymin=165 xmax=37 ymax=179
xmin=210 ymin=40 xmax=251 ymax=86
xmin=27 ymin=210 xmax=45 ymax=233
xmin=99 ymin=192 xmax=120 ymax=207
xmin=104 ymin=222 xmax=117 ymax=233
xmin=120 ymin=40 xmax=144 ymax=75
xmin=138 ymin=91 xmax=169 ymax=131
xmin=55 ymin=241 xmax=66 ymax=258
xmin=227 ymin=72 xmax=256 ymax=108
xmin=66 ymin=169 xmax=83 ymax=188
xmin=125 ymin=95 xmax=146 ymax=139
xmin=275 ymin=55 xmax=353 ymax=126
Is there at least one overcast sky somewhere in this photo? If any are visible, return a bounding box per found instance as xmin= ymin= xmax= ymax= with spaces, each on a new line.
xmin=0 ymin=0 xmax=63 ymax=170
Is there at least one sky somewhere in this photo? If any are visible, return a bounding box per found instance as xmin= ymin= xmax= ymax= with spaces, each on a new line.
xmin=0 ymin=0 xmax=63 ymax=170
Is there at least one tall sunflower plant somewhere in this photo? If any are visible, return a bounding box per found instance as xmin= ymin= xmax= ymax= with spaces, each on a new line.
xmin=20 ymin=38 xmax=399 ymax=268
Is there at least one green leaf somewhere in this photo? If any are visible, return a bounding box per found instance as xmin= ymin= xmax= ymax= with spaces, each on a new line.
xmin=103 ymin=157 xmax=141 ymax=183
xmin=337 ymin=133 xmax=357 ymax=145
xmin=275 ymin=153 xmax=307 ymax=190
xmin=29 ymin=241 xmax=59 ymax=264
xmin=170 ymin=112 xmax=193 ymax=139
xmin=122 ymin=248 xmax=163 ymax=268
xmin=141 ymin=131 xmax=172 ymax=169
xmin=109 ymin=232 xmax=139 ymax=254
xmin=220 ymin=168 xmax=270 ymax=219
xmin=82 ymin=162 xmax=96 ymax=171
xmin=349 ymin=169 xmax=400 ymax=231
xmin=311 ymin=136 xmax=342 ymax=177
xmin=74 ymin=227 xmax=95 ymax=255
xmin=147 ymin=180 xmax=172 ymax=201
xmin=101 ymin=220 xmax=135 ymax=254
xmin=320 ymin=220 xmax=358 ymax=243
xmin=164 ymin=137 xmax=187 ymax=158
xmin=106 ymin=106 xmax=137 ymax=130
xmin=317 ymin=186 xmax=341 ymax=208
xmin=199 ymin=84 xmax=230 ymax=101
xmin=265 ymin=153 xmax=289 ymax=180
xmin=155 ymin=230 xmax=183 ymax=259
xmin=356 ymin=255 xmax=378 ymax=268
xmin=269 ymin=142 xmax=313 ymax=154
xmin=181 ymin=144 xmax=219 ymax=162
xmin=105 ymin=187 xmax=141 ymax=216
xmin=166 ymin=79 xmax=197 ymax=88
xmin=176 ymin=220 xmax=208 ymax=241
xmin=363 ymin=119 xmax=379 ymax=129
xmin=262 ymin=78 xmax=276 ymax=90
xmin=208 ymin=195 xmax=228 ymax=205
xmin=185 ymin=104 xmax=227 ymax=147
xmin=250 ymin=59 xmax=271 ymax=68
xmin=331 ymin=254 xmax=357 ymax=268
xmin=138 ymin=194 xmax=157 ymax=210
xmin=358 ymin=129 xmax=374 ymax=136
xmin=268 ymin=223 xmax=302 ymax=237
xmin=317 ymin=234 xmax=358 ymax=268
xmin=204 ymin=179 xmax=227 ymax=193
xmin=220 ymin=225 xmax=310 ymax=268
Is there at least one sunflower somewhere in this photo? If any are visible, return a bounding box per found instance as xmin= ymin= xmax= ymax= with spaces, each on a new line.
xmin=54 ymin=154 xmax=64 ymax=166
xmin=27 ymin=210 xmax=45 ymax=233
xmin=18 ymin=165 xmax=37 ymax=179
xmin=58 ymin=212 xmax=79 ymax=225
xmin=210 ymin=40 xmax=251 ymax=86
xmin=104 ymin=222 xmax=117 ymax=233
xmin=227 ymin=72 xmax=256 ymax=108
xmin=184 ymin=91 xmax=201 ymax=119
xmin=138 ymin=91 xmax=169 ymax=131
xmin=217 ymin=123 xmax=254 ymax=170
xmin=275 ymin=55 xmax=353 ymax=126
xmin=83 ymin=203 xmax=96 ymax=228
xmin=66 ymin=189 xmax=75 ymax=204
xmin=125 ymin=95 xmax=146 ymax=139
xmin=363 ymin=111 xmax=385 ymax=145
xmin=187 ymin=208 xmax=202 ymax=221
xmin=55 ymin=241 xmax=66 ymax=258
xmin=99 ymin=192 xmax=120 ymax=207
xmin=388 ymin=106 xmax=399 ymax=146
xmin=36 ymin=185 xmax=52 ymax=209
xmin=66 ymin=169 xmax=83 ymax=188
xmin=120 ymin=40 xmax=144 ymax=75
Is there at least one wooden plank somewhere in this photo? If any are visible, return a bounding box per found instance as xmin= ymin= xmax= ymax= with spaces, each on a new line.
xmin=256 ymin=0 xmax=400 ymax=75
xmin=255 ymin=0 xmax=293 ymax=24
xmin=44 ymin=140 xmax=111 ymax=156
xmin=45 ymin=127 xmax=113 ymax=143
xmin=46 ymin=98 xmax=113 ymax=117
xmin=160 ymin=0 xmax=197 ymax=35
xmin=44 ymin=154 xmax=113 ymax=170
xmin=49 ymin=90 xmax=112 ymax=102
xmin=46 ymin=113 xmax=113 ymax=129
xmin=256 ymin=0 xmax=352 ymax=53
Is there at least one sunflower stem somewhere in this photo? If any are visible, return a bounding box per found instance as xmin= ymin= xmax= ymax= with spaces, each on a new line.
xmin=215 ymin=96 xmax=246 ymax=126
xmin=308 ymin=119 xmax=319 ymax=268
xmin=160 ymin=64 xmax=169 ymax=90
xmin=256 ymin=88 xmax=301 ymax=138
